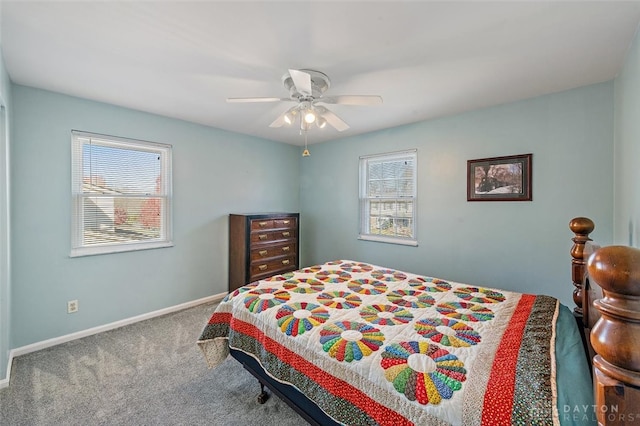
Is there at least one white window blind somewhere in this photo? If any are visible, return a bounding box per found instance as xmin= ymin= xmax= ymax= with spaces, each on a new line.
xmin=359 ymin=149 xmax=417 ymax=246
xmin=71 ymin=131 xmax=173 ymax=257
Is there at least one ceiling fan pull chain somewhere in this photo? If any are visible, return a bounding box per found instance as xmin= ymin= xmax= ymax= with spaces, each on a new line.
xmin=302 ymin=131 xmax=310 ymax=157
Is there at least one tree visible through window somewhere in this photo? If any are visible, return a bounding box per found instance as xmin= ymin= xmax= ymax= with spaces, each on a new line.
xmin=359 ymin=150 xmax=417 ymax=246
xmin=71 ymin=131 xmax=173 ymax=256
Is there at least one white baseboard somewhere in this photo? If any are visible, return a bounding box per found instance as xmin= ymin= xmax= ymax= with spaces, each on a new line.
xmin=0 ymin=355 xmax=12 ymax=389
xmin=0 ymin=292 xmax=226 ymax=389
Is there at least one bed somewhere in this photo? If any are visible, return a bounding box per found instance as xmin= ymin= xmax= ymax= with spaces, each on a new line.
xmin=197 ymin=217 xmax=640 ymax=425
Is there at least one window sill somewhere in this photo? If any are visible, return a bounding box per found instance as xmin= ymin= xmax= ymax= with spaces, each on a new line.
xmin=70 ymin=240 xmax=174 ymax=257
xmin=358 ymin=234 xmax=418 ymax=247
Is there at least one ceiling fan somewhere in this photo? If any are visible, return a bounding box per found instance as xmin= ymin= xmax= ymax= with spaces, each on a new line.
xmin=227 ymin=69 xmax=383 ymax=132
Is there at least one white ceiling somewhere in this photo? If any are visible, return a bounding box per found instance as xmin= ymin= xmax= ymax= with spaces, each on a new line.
xmin=2 ymin=1 xmax=640 ymax=146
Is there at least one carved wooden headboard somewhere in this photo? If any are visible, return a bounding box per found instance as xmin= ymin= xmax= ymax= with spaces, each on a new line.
xmin=569 ymin=217 xmax=600 ymax=361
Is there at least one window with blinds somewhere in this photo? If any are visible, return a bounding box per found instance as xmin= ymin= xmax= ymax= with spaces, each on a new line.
xmin=71 ymin=131 xmax=173 ymax=257
xmin=359 ymin=149 xmax=417 ymax=246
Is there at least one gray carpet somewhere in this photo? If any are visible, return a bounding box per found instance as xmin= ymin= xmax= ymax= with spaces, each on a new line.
xmin=0 ymin=301 xmax=304 ymax=426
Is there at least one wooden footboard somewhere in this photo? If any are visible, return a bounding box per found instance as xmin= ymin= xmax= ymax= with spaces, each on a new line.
xmin=570 ymin=218 xmax=640 ymax=425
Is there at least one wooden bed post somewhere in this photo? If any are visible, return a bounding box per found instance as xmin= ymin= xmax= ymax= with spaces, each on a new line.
xmin=569 ymin=217 xmax=595 ymax=321
xmin=588 ymin=246 xmax=640 ymax=425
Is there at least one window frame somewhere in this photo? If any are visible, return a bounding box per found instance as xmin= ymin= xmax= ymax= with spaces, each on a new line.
xmin=358 ymin=149 xmax=418 ymax=246
xmin=70 ymin=131 xmax=173 ymax=257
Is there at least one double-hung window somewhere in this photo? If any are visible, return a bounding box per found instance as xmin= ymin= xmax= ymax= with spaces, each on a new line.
xmin=71 ymin=131 xmax=173 ymax=257
xmin=359 ymin=149 xmax=417 ymax=246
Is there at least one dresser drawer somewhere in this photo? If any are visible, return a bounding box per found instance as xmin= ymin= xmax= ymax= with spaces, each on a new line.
xmin=251 ymin=217 xmax=297 ymax=231
xmin=250 ymin=229 xmax=297 ymax=244
xmin=250 ymin=219 xmax=275 ymax=231
xmin=274 ymin=217 xmax=297 ymax=229
xmin=250 ymin=242 xmax=296 ymax=262
xmin=250 ymin=256 xmax=297 ymax=280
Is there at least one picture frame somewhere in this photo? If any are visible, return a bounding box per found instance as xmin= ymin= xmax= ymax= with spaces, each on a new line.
xmin=467 ymin=153 xmax=532 ymax=201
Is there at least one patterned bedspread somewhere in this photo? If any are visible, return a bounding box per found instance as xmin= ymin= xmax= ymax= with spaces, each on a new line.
xmin=198 ymin=260 xmax=560 ymax=426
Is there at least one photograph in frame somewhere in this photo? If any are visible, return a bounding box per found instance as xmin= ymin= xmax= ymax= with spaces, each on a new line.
xmin=467 ymin=154 xmax=532 ymax=201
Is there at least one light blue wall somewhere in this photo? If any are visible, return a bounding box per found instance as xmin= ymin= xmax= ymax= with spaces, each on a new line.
xmin=614 ymin=27 xmax=640 ymax=246
xmin=0 ymin=36 xmax=13 ymax=382
xmin=300 ymin=82 xmax=614 ymax=308
xmin=10 ymin=85 xmax=299 ymax=348
xmin=2 ymin=59 xmax=625 ymax=376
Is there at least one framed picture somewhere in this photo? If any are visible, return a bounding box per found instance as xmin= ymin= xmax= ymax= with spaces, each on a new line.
xmin=467 ymin=153 xmax=532 ymax=201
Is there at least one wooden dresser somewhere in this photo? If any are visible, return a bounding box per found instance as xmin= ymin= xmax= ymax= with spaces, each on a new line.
xmin=228 ymin=213 xmax=299 ymax=292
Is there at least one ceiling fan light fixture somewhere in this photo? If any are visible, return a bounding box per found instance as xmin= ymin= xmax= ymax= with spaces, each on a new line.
xmin=316 ymin=115 xmax=327 ymax=129
xmin=284 ymin=109 xmax=297 ymax=125
xmin=304 ymin=110 xmax=316 ymax=124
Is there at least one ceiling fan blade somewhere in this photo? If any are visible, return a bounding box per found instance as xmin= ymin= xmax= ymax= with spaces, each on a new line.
xmin=227 ymin=97 xmax=290 ymax=103
xmin=321 ymin=109 xmax=350 ymax=132
xmin=288 ymin=69 xmax=313 ymax=97
xmin=317 ymin=95 xmax=383 ymax=106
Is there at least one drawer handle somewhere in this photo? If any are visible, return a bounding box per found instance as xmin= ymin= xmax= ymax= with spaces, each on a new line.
xmin=258 ymin=264 xmax=268 ymax=271
xmin=259 ymin=250 xmax=268 ymax=256
xmin=283 ymin=220 xmax=290 ymax=225
xmin=282 ymin=259 xmax=290 ymax=266
xmin=282 ymin=231 xmax=290 ymax=237
xmin=258 ymin=234 xmax=268 ymax=240
xmin=282 ymin=246 xmax=290 ymax=252
xmin=258 ymin=221 xmax=268 ymax=227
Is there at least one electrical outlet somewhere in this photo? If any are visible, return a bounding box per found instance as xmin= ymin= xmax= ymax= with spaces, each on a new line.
xmin=67 ymin=300 xmax=78 ymax=314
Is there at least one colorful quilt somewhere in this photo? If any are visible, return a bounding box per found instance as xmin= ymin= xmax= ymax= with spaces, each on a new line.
xmin=198 ymin=260 xmax=560 ymax=426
